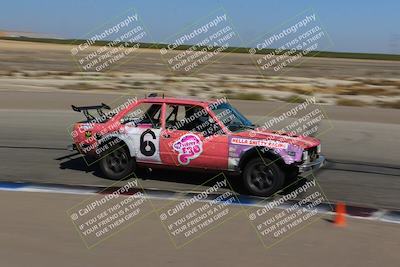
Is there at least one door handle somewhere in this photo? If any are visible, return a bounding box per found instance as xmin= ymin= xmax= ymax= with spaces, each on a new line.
xmin=163 ymin=134 xmax=171 ymax=138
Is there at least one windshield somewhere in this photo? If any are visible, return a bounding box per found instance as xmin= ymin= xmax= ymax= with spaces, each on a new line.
xmin=211 ymin=102 xmax=254 ymax=132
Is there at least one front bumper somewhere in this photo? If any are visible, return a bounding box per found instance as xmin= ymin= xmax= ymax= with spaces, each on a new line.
xmin=298 ymin=155 xmax=326 ymax=173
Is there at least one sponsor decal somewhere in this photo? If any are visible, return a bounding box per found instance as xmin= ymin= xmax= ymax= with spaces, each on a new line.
xmin=85 ymin=131 xmax=92 ymax=139
xmin=173 ymin=133 xmax=203 ymax=165
xmin=231 ymin=137 xmax=288 ymax=149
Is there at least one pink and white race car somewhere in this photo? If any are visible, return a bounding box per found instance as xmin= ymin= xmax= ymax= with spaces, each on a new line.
xmin=69 ymin=94 xmax=325 ymax=197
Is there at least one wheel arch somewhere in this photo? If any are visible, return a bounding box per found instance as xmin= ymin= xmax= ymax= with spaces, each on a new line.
xmin=97 ymin=133 xmax=136 ymax=158
xmin=238 ymin=147 xmax=286 ymax=171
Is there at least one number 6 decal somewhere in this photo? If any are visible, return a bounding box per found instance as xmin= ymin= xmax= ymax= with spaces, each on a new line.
xmin=140 ymin=129 xmax=156 ymax=156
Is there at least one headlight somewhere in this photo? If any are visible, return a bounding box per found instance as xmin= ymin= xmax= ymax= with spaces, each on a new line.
xmin=317 ymin=144 xmax=321 ymax=154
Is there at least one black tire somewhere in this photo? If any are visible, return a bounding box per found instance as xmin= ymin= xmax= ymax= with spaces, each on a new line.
xmin=242 ymin=157 xmax=285 ymax=197
xmin=99 ymin=144 xmax=135 ymax=180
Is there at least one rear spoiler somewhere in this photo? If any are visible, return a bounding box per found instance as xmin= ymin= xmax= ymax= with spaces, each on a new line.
xmin=71 ymin=103 xmax=111 ymax=120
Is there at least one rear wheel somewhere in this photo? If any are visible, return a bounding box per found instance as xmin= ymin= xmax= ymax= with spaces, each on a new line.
xmin=99 ymin=145 xmax=135 ymax=180
xmin=242 ymin=157 xmax=284 ymax=197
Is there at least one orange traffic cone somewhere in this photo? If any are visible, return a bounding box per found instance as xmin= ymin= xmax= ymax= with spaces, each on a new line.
xmin=334 ymin=202 xmax=346 ymax=227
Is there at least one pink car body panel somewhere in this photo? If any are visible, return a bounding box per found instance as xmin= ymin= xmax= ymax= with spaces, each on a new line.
xmin=72 ymin=97 xmax=320 ymax=172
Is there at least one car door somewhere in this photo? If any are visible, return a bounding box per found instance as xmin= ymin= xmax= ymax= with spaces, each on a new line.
xmin=159 ymin=104 xmax=229 ymax=170
xmin=121 ymin=102 xmax=163 ymax=164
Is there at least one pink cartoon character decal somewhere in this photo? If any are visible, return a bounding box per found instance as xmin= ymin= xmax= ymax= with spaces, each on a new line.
xmin=172 ymin=133 xmax=203 ymax=165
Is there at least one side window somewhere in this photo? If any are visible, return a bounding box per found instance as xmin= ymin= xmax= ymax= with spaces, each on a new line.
xmin=212 ymin=105 xmax=241 ymax=128
xmin=123 ymin=103 xmax=162 ymax=128
xmin=165 ymin=104 xmax=223 ymax=136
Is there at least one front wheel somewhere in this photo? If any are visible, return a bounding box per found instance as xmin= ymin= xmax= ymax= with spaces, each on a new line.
xmin=242 ymin=158 xmax=285 ymax=197
xmin=99 ymin=145 xmax=135 ymax=180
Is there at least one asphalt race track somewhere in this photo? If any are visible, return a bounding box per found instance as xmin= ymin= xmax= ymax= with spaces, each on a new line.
xmin=0 ymin=90 xmax=399 ymax=209
xmin=0 ymin=191 xmax=398 ymax=267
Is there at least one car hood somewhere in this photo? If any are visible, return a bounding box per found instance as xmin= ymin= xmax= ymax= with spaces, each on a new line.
xmin=232 ymin=129 xmax=320 ymax=149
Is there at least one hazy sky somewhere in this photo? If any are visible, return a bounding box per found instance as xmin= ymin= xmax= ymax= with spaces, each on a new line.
xmin=0 ymin=0 xmax=399 ymax=54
